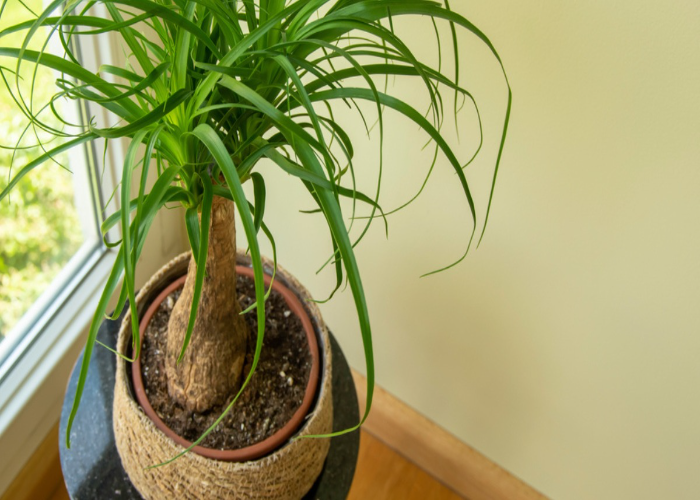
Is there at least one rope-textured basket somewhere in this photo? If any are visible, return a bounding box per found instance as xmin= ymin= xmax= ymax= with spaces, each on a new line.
xmin=113 ymin=251 xmax=333 ymax=500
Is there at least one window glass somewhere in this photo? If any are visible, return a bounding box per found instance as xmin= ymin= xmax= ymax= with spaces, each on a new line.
xmin=0 ymin=1 xmax=98 ymax=350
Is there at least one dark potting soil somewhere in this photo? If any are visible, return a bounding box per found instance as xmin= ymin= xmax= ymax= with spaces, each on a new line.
xmin=139 ymin=274 xmax=312 ymax=450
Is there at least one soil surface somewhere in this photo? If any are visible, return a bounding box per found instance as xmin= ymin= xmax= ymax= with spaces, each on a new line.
xmin=139 ymin=274 xmax=312 ymax=450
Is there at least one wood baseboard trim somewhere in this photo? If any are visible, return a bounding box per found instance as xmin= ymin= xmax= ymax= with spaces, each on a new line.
xmin=352 ymin=371 xmax=547 ymax=500
xmin=0 ymin=421 xmax=64 ymax=500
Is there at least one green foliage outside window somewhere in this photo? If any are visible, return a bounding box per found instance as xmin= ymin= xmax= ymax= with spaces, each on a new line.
xmin=0 ymin=0 xmax=82 ymax=337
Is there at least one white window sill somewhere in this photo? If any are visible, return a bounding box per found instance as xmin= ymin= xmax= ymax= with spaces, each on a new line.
xmin=0 ymin=246 xmax=117 ymax=495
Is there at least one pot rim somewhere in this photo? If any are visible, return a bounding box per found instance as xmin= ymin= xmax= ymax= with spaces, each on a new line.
xmin=130 ymin=265 xmax=321 ymax=462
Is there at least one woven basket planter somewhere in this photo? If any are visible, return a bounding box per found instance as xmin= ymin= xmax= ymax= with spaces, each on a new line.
xmin=113 ymin=250 xmax=333 ymax=500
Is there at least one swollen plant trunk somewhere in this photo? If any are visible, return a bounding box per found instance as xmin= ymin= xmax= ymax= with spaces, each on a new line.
xmin=165 ymin=196 xmax=249 ymax=413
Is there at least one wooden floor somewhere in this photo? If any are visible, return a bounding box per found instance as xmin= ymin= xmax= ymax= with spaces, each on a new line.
xmin=50 ymin=486 xmax=67 ymax=500
xmin=43 ymin=430 xmax=463 ymax=500
xmin=348 ymin=432 xmax=464 ymax=500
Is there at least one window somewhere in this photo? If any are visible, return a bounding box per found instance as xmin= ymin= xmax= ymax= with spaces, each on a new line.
xmin=0 ymin=0 xmax=105 ymax=373
xmin=0 ymin=2 xmax=123 ymax=493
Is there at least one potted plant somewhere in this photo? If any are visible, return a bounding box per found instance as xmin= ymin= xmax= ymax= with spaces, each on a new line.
xmin=0 ymin=0 xmax=510 ymax=498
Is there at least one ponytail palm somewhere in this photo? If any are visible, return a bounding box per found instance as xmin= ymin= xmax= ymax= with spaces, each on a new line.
xmin=0 ymin=0 xmax=511 ymax=456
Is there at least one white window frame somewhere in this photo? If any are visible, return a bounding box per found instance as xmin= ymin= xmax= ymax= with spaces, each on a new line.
xmin=0 ymin=4 xmax=124 ymax=493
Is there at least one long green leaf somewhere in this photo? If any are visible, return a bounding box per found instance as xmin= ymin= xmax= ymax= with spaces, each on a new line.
xmin=0 ymin=48 xmax=142 ymax=120
xmin=307 ymin=87 xmax=478 ymax=273
xmin=0 ymin=134 xmax=97 ymax=201
xmin=250 ymin=172 xmax=266 ymax=235
xmin=121 ymin=129 xmax=150 ymax=362
xmin=91 ymin=89 xmax=191 ymax=138
xmin=184 ymin=206 xmax=201 ymax=260
xmin=290 ymin=137 xmax=375 ymax=437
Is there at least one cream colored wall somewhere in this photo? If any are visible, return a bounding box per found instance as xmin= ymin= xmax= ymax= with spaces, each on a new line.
xmin=234 ymin=1 xmax=700 ymax=499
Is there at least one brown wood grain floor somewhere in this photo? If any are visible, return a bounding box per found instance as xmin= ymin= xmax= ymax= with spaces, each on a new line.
xmin=28 ymin=430 xmax=464 ymax=500
xmin=50 ymin=486 xmax=68 ymax=500
xmin=348 ymin=431 xmax=464 ymax=500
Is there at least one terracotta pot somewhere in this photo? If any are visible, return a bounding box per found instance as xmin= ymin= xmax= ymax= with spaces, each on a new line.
xmin=113 ymin=251 xmax=333 ymax=500
xmin=131 ymin=266 xmax=321 ymax=462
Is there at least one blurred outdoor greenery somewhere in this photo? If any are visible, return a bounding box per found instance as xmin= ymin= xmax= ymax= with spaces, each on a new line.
xmin=0 ymin=0 xmax=83 ymax=339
